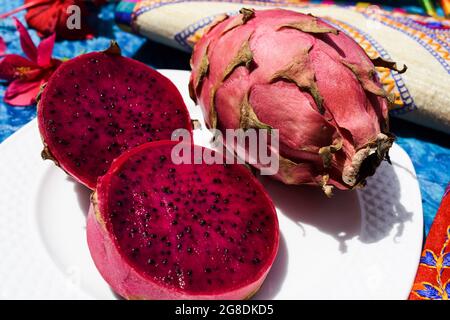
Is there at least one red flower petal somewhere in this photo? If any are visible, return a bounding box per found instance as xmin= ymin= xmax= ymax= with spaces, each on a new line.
xmin=4 ymin=78 xmax=43 ymax=106
xmin=13 ymin=17 xmax=38 ymax=63
xmin=0 ymin=37 xmax=6 ymax=56
xmin=37 ymin=33 xmax=56 ymax=67
xmin=0 ymin=54 xmax=38 ymax=81
xmin=25 ymin=0 xmax=91 ymax=40
xmin=24 ymin=0 xmax=59 ymax=36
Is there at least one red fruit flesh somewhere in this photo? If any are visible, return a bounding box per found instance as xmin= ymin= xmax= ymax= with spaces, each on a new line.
xmin=38 ymin=43 xmax=192 ymax=189
xmin=87 ymin=141 xmax=279 ymax=299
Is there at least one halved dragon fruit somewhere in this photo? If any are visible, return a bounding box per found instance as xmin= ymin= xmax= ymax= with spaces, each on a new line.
xmin=38 ymin=42 xmax=192 ymax=189
xmin=87 ymin=141 xmax=279 ymax=300
xmin=190 ymin=9 xmax=406 ymax=195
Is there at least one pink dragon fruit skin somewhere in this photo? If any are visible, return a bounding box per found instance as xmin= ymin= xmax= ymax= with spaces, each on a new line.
xmin=87 ymin=141 xmax=279 ymax=300
xmin=190 ymin=9 xmax=405 ymax=195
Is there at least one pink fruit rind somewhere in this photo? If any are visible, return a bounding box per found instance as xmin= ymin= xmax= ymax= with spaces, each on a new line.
xmin=87 ymin=140 xmax=279 ymax=300
xmin=38 ymin=41 xmax=193 ymax=189
xmin=189 ymin=9 xmax=403 ymax=195
xmin=87 ymin=207 xmax=273 ymax=300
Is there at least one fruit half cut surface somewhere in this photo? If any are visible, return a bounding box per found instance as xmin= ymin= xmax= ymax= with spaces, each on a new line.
xmin=87 ymin=140 xmax=280 ymax=300
xmin=38 ymin=42 xmax=192 ymax=189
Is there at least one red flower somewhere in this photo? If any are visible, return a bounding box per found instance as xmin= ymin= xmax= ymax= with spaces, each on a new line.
xmin=0 ymin=0 xmax=95 ymax=40
xmin=0 ymin=37 xmax=6 ymax=56
xmin=25 ymin=0 xmax=92 ymax=40
xmin=0 ymin=18 xmax=61 ymax=106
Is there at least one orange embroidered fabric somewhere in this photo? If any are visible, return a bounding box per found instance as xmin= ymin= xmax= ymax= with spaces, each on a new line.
xmin=410 ymin=185 xmax=450 ymax=300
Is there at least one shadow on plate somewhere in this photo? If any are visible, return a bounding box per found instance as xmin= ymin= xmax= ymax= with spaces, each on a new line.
xmin=357 ymin=162 xmax=414 ymax=244
xmin=260 ymin=161 xmax=413 ymax=253
xmin=252 ymin=233 xmax=288 ymax=300
xmin=67 ymin=177 xmax=91 ymax=218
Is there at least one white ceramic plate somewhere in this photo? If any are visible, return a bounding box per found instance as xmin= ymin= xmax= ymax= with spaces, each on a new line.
xmin=0 ymin=70 xmax=423 ymax=300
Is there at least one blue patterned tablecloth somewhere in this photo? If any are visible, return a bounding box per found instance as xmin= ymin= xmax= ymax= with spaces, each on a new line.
xmin=0 ymin=1 xmax=449 ymax=236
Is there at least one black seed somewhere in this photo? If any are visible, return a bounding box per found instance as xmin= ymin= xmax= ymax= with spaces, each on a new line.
xmin=204 ymin=231 xmax=209 ymax=238
xmin=162 ymin=259 xmax=168 ymax=265
xmin=199 ymin=219 xmax=206 ymax=226
xmin=147 ymin=241 xmax=152 ymax=247
xmin=187 ymin=270 xmax=192 ymax=276
xmin=252 ymin=258 xmax=261 ymax=265
xmin=204 ymin=267 xmax=212 ymax=273
xmin=116 ymin=201 xmax=123 ymax=207
xmin=187 ymin=247 xmax=193 ymax=254
xmin=213 ymin=178 xmax=222 ymax=184
xmin=166 ymin=242 xmax=171 ymax=247
xmin=159 ymin=155 xmax=166 ymax=162
xmin=171 ymin=220 xmax=178 ymax=226
xmin=177 ymin=243 xmax=182 ymax=250
xmin=147 ymin=258 xmax=155 ymax=265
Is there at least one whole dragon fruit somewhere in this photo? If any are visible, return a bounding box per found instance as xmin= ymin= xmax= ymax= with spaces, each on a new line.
xmin=87 ymin=141 xmax=279 ymax=299
xmin=189 ymin=8 xmax=406 ymax=195
xmin=38 ymin=42 xmax=192 ymax=189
